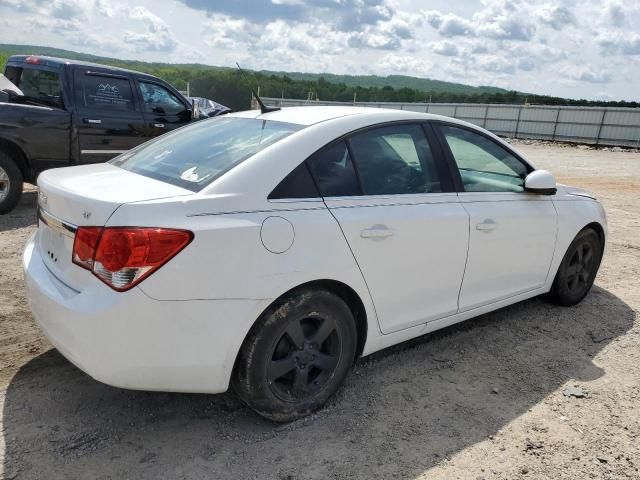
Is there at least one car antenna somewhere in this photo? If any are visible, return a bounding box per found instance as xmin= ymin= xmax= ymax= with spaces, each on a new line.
xmin=236 ymin=62 xmax=280 ymax=114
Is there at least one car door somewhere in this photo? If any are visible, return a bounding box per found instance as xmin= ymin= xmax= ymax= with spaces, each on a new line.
xmin=308 ymin=123 xmax=470 ymax=334
xmin=135 ymin=79 xmax=192 ymax=140
xmin=433 ymin=123 xmax=558 ymax=311
xmin=72 ymin=69 xmax=146 ymax=164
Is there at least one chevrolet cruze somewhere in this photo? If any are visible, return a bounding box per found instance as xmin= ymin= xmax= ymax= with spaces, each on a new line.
xmin=23 ymin=107 xmax=606 ymax=421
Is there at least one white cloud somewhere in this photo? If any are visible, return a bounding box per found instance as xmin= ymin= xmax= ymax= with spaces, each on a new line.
xmin=430 ymin=40 xmax=459 ymax=56
xmin=606 ymin=2 xmax=626 ymax=27
xmin=598 ymin=32 xmax=640 ymax=56
xmin=0 ymin=0 xmax=638 ymax=100
xmin=538 ymin=5 xmax=576 ymax=31
xmin=573 ymin=68 xmax=613 ymax=84
xmin=424 ymin=1 xmax=536 ymax=41
xmin=124 ymin=6 xmax=178 ymax=52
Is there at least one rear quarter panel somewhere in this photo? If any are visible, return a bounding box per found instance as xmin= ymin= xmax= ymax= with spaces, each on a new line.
xmin=106 ymin=196 xmax=381 ymax=358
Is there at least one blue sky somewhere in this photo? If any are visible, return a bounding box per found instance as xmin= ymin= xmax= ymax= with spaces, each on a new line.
xmin=0 ymin=0 xmax=638 ymax=100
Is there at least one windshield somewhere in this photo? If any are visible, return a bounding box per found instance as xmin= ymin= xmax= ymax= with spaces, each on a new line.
xmin=111 ymin=117 xmax=302 ymax=191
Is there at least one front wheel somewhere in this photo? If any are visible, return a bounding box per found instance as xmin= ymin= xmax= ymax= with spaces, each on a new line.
xmin=0 ymin=151 xmax=24 ymax=214
xmin=548 ymin=228 xmax=603 ymax=306
xmin=232 ymin=289 xmax=357 ymax=422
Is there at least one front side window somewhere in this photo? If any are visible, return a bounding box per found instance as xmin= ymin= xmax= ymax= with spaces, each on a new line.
xmin=111 ymin=117 xmax=302 ymax=191
xmin=74 ymin=71 xmax=135 ymax=111
xmin=438 ymin=125 xmax=529 ymax=193
xmin=138 ymin=81 xmax=186 ymax=115
xmin=348 ymin=124 xmax=442 ymax=195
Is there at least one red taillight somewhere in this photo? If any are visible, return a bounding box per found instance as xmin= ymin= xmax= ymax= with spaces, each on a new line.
xmin=72 ymin=227 xmax=193 ymax=291
xmin=72 ymin=227 xmax=102 ymax=269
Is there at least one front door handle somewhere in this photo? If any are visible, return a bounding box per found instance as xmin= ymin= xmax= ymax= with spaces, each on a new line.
xmin=360 ymin=225 xmax=394 ymax=240
xmin=83 ymin=118 xmax=102 ymax=124
xmin=152 ymin=123 xmax=166 ymax=129
xmin=476 ymin=219 xmax=497 ymax=232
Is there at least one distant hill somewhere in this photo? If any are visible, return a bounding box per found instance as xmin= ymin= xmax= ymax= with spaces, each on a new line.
xmin=260 ymin=71 xmax=508 ymax=96
xmin=0 ymin=43 xmax=509 ymax=96
xmin=1 ymin=44 xmax=636 ymax=108
xmin=0 ymin=44 xmax=221 ymax=74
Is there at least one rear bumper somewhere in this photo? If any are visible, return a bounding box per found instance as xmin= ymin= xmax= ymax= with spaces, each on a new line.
xmin=23 ymin=233 xmax=266 ymax=394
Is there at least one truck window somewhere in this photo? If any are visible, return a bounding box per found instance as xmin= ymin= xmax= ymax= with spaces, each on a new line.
xmin=74 ymin=71 xmax=136 ymax=112
xmin=138 ymin=81 xmax=186 ymax=115
xmin=6 ymin=67 xmax=63 ymax=108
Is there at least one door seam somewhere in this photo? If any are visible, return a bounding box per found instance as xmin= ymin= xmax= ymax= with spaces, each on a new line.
xmin=322 ymin=198 xmax=384 ymax=336
xmin=457 ymin=197 xmax=472 ymax=312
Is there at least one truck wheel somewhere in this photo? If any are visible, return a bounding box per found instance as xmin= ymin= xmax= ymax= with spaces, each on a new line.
xmin=0 ymin=151 xmax=24 ymax=214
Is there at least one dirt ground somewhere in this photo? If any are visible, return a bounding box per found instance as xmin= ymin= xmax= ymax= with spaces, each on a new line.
xmin=0 ymin=141 xmax=638 ymax=480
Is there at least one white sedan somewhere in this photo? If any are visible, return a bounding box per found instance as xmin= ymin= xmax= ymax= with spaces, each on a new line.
xmin=23 ymin=107 xmax=606 ymax=421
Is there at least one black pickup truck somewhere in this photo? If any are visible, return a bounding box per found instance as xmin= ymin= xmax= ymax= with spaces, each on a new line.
xmin=0 ymin=55 xmax=198 ymax=213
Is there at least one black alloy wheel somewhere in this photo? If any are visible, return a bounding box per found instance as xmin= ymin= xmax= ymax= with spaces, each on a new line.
xmin=267 ymin=313 xmax=341 ymax=402
xmin=564 ymin=241 xmax=595 ymax=295
xmin=549 ymin=228 xmax=602 ymax=306
xmin=233 ymin=289 xmax=357 ymax=422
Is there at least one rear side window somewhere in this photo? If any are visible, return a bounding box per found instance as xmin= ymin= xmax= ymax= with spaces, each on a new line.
xmin=348 ymin=124 xmax=442 ymax=195
xmin=111 ymin=117 xmax=302 ymax=191
xmin=74 ymin=71 xmax=135 ymax=112
xmin=269 ymin=163 xmax=319 ymax=199
xmin=307 ymin=141 xmax=361 ymax=197
xmin=138 ymin=81 xmax=186 ymax=115
xmin=8 ymin=67 xmax=62 ymax=107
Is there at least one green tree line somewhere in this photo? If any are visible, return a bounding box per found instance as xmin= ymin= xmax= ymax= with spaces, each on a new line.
xmin=1 ymin=49 xmax=638 ymax=109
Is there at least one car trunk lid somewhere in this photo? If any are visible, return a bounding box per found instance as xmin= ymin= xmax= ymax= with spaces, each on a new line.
xmin=36 ymin=163 xmax=192 ymax=291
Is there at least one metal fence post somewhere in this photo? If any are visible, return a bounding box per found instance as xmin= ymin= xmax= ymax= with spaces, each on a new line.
xmin=453 ymin=105 xmax=458 ymax=118
xmin=514 ymin=105 xmax=523 ymax=138
xmin=551 ymin=108 xmax=560 ymax=141
xmin=482 ymin=105 xmax=489 ymax=128
xmin=595 ymin=109 xmax=607 ymax=146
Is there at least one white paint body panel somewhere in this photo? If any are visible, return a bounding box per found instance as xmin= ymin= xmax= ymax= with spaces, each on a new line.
xmin=457 ymin=193 xmax=558 ymax=311
xmin=23 ymin=107 xmax=607 ymax=394
xmin=325 ymin=193 xmax=469 ymax=333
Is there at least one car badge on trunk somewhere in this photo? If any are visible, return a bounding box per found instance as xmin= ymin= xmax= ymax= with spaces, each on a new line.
xmin=82 ymin=211 xmax=92 ymax=220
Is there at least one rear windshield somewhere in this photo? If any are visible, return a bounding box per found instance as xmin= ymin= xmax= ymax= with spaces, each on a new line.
xmin=111 ymin=117 xmax=302 ymax=191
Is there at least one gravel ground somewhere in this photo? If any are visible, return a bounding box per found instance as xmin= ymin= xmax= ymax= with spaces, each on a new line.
xmin=0 ymin=141 xmax=638 ymax=480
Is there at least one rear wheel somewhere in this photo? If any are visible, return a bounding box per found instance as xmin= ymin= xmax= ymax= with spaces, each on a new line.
xmin=0 ymin=151 xmax=24 ymax=214
xmin=233 ymin=289 xmax=357 ymax=422
xmin=548 ymin=228 xmax=602 ymax=306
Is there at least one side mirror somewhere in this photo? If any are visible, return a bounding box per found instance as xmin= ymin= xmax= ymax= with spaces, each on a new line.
xmin=524 ymin=170 xmax=557 ymax=195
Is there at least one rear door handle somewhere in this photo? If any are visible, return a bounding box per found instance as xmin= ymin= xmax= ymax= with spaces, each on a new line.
xmin=360 ymin=225 xmax=394 ymax=239
xmin=152 ymin=123 xmax=166 ymax=129
xmin=83 ymin=118 xmax=102 ymax=124
xmin=476 ymin=219 xmax=497 ymax=232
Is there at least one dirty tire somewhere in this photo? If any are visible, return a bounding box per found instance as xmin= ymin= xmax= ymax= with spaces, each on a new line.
xmin=548 ymin=228 xmax=603 ymax=306
xmin=0 ymin=150 xmax=24 ymax=215
xmin=232 ymin=288 xmax=357 ymax=422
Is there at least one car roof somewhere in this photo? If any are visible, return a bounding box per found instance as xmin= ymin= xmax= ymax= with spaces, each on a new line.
xmin=229 ymin=105 xmax=449 ymax=126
